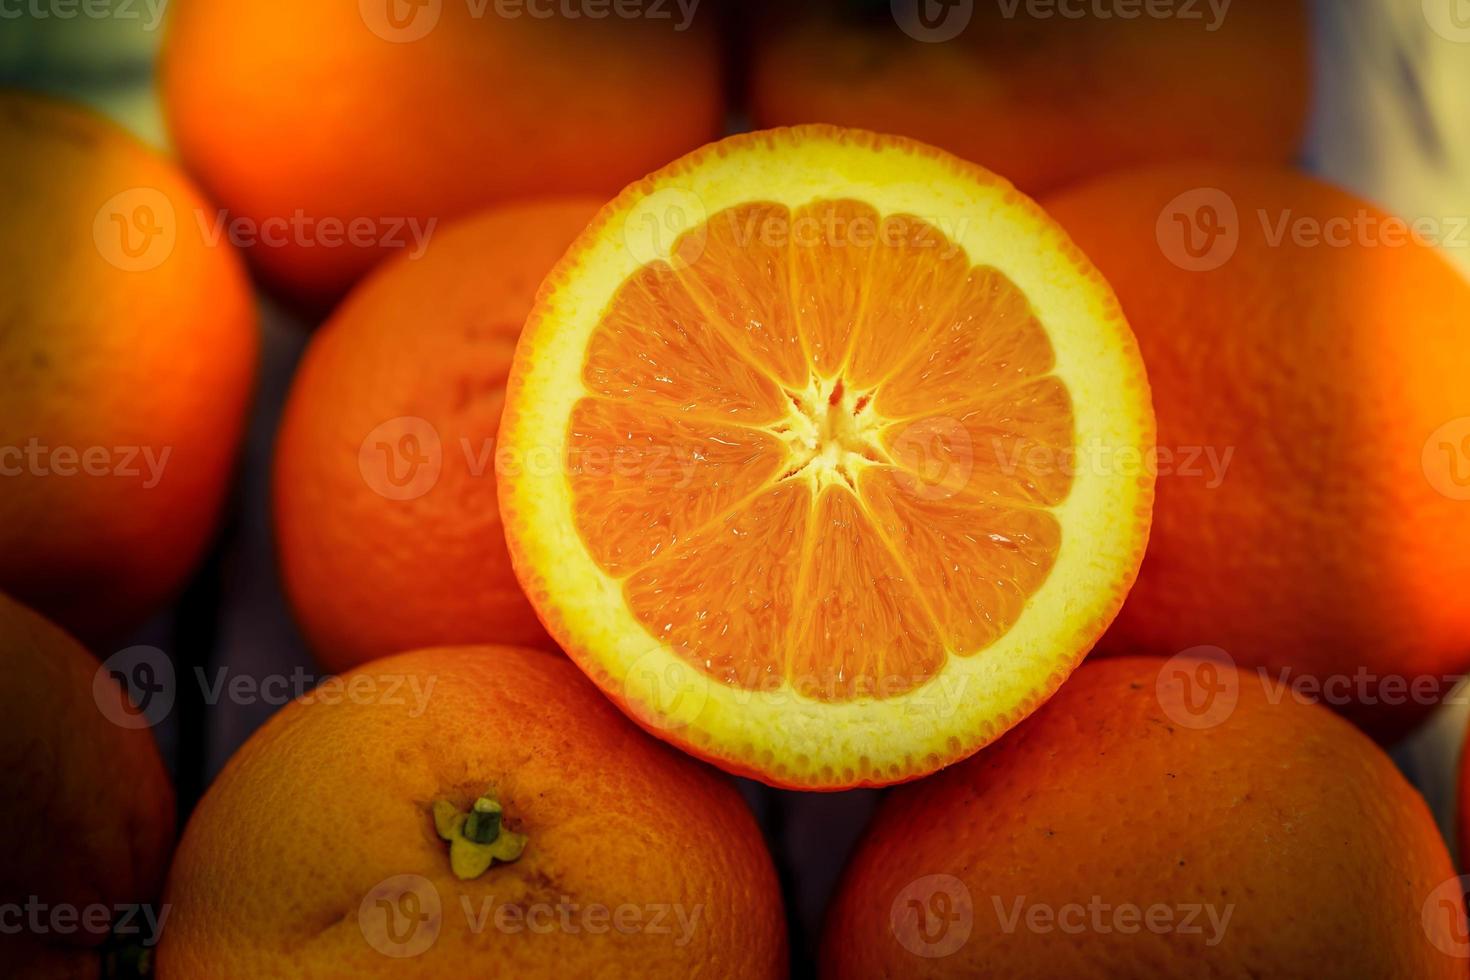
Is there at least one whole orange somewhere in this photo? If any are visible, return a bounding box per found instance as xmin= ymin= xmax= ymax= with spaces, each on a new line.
xmin=0 ymin=91 xmax=256 ymax=646
xmin=0 ymin=592 xmax=175 ymax=951
xmin=823 ymin=656 xmax=1465 ymax=977
xmin=749 ymin=0 xmax=1307 ymax=195
xmin=1043 ymin=166 xmax=1470 ymax=739
xmin=156 ymin=646 xmax=788 ymax=977
xmin=274 ymin=198 xmax=604 ymax=672
xmin=159 ymin=0 xmax=724 ymax=307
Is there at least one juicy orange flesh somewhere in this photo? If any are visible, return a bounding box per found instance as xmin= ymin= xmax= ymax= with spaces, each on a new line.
xmin=570 ymin=200 xmax=1074 ymax=701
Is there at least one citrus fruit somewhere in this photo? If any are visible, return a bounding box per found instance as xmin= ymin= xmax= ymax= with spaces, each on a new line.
xmin=274 ymin=198 xmax=604 ymax=672
xmin=0 ymin=592 xmax=175 ymax=950
xmin=497 ymin=126 xmax=1155 ymax=789
xmin=749 ymin=0 xmax=1308 ymax=195
xmin=159 ymin=0 xmax=724 ymax=307
xmin=156 ymin=646 xmax=788 ymax=978
xmin=0 ymin=91 xmax=256 ymax=645
xmin=1044 ymin=165 xmax=1470 ymax=739
xmin=823 ymin=656 xmax=1466 ymax=978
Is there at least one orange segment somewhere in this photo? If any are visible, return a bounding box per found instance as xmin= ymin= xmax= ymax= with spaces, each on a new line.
xmin=790 ymin=200 xmax=879 ymax=377
xmin=623 ymin=483 xmax=810 ymax=690
xmin=575 ymin=207 xmax=1072 ymax=699
xmin=883 ymin=377 xmax=1076 ymax=507
xmin=582 ymin=262 xmax=788 ymax=423
xmin=567 ymin=398 xmax=788 ymax=576
xmin=875 ymin=266 xmax=1059 ymax=419
xmin=859 ymin=467 xmax=1062 ymax=653
xmin=844 ymin=215 xmax=972 ymax=390
xmin=677 ymin=202 xmax=809 ymax=389
xmin=500 ymin=126 xmax=1155 ymax=789
xmin=787 ymin=487 xmax=946 ymax=700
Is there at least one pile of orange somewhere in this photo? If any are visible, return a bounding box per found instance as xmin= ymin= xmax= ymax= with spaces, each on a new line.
xmin=8 ymin=2 xmax=1470 ymax=977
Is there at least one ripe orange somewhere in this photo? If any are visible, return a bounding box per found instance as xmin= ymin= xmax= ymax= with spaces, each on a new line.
xmin=823 ymin=656 xmax=1466 ymax=978
xmin=274 ymin=198 xmax=604 ymax=672
xmin=0 ymin=91 xmax=256 ymax=646
xmin=498 ymin=126 xmax=1155 ymax=789
xmin=156 ymin=646 xmax=788 ymax=978
xmin=159 ymin=0 xmax=724 ymax=307
xmin=1044 ymin=166 xmax=1470 ymax=739
xmin=0 ymin=592 xmax=175 ymax=951
xmin=749 ymin=0 xmax=1307 ymax=195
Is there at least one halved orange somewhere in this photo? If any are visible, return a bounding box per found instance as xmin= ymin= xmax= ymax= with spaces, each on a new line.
xmin=499 ymin=127 xmax=1154 ymax=789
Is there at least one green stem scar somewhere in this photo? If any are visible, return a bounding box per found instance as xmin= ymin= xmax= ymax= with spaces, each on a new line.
xmin=432 ymin=791 xmax=527 ymax=880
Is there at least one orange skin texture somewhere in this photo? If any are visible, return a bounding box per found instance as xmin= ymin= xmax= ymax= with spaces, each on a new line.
xmin=159 ymin=0 xmax=725 ymax=309
xmin=823 ymin=657 xmax=1465 ymax=979
xmin=0 ymin=593 xmax=175 ymax=950
xmin=1043 ymin=166 xmax=1470 ymax=741
xmin=156 ymin=646 xmax=788 ymax=978
xmin=750 ymin=0 xmax=1308 ymax=195
xmin=0 ymin=92 xmax=257 ymax=647
xmin=273 ymin=199 xmax=604 ymax=672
